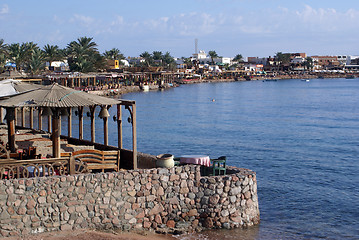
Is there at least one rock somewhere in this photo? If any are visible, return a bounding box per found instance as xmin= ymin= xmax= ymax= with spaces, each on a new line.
xmin=166 ymin=220 xmax=175 ymax=228
xmin=203 ymin=218 xmax=213 ymax=228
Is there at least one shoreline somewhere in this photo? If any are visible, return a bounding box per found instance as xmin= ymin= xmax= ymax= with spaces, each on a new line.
xmin=3 ymin=229 xmax=177 ymax=240
xmin=89 ymin=73 xmax=352 ymax=97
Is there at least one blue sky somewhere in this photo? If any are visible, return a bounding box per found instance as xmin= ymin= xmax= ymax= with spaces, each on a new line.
xmin=1 ymin=0 xmax=359 ymax=58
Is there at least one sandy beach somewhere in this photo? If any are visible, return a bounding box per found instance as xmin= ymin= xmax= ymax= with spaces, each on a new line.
xmin=3 ymin=229 xmax=177 ymax=240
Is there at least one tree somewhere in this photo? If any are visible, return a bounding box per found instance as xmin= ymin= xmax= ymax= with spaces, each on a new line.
xmin=162 ymin=52 xmax=175 ymax=70
xmin=66 ymin=37 xmax=101 ymax=72
xmin=8 ymin=42 xmax=38 ymax=71
xmin=103 ymin=48 xmax=125 ymax=60
xmin=304 ymin=57 xmax=313 ymax=71
xmin=275 ymin=52 xmax=291 ymax=64
xmin=0 ymin=39 xmax=8 ymax=70
xmin=140 ymin=51 xmax=153 ymax=67
xmin=43 ymin=44 xmax=63 ymax=70
xmin=233 ymin=54 xmax=243 ymax=62
xmin=208 ymin=50 xmax=219 ymax=65
xmin=29 ymin=48 xmax=45 ymax=75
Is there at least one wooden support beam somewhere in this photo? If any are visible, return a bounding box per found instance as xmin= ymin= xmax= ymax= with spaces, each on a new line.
xmin=52 ymin=114 xmax=61 ymax=158
xmin=38 ymin=108 xmax=42 ymax=130
xmin=68 ymin=108 xmax=72 ymax=137
xmin=117 ymin=104 xmax=122 ymax=149
xmin=29 ymin=107 xmax=34 ymax=129
xmin=21 ymin=108 xmax=25 ymax=127
xmin=47 ymin=115 xmax=52 ymax=132
xmin=78 ymin=106 xmax=84 ymax=140
xmin=90 ymin=106 xmax=96 ymax=143
xmin=6 ymin=108 xmax=16 ymax=153
xmin=132 ymin=104 xmax=137 ymax=169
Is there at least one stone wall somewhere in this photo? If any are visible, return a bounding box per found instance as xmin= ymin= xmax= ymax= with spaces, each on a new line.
xmin=0 ymin=165 xmax=260 ymax=237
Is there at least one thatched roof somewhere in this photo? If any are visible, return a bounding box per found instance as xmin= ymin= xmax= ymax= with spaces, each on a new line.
xmin=0 ymin=83 xmax=121 ymax=108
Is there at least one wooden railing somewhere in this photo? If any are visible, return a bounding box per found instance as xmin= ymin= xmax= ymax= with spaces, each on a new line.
xmin=0 ymin=157 xmax=89 ymax=180
xmin=61 ymin=149 xmax=120 ymax=172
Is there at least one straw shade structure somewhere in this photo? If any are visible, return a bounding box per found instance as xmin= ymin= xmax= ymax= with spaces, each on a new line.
xmin=0 ymin=83 xmax=136 ymax=165
xmin=0 ymin=83 xmax=120 ymax=107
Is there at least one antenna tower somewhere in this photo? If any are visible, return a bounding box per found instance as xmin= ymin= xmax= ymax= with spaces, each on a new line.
xmin=195 ymin=39 xmax=198 ymax=54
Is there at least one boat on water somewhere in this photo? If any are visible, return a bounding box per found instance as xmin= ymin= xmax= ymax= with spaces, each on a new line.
xmin=264 ymin=79 xmax=277 ymax=82
xmin=140 ymin=83 xmax=150 ymax=91
xmin=301 ymin=79 xmax=310 ymax=82
xmin=345 ymin=75 xmax=355 ymax=79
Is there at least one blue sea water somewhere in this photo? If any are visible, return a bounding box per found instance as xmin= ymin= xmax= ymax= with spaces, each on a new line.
xmin=78 ymin=78 xmax=359 ymax=239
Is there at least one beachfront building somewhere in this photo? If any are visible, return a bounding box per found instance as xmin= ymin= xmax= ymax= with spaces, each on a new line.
xmin=311 ymin=56 xmax=340 ymax=70
xmin=192 ymin=50 xmax=232 ymax=67
xmin=47 ymin=60 xmax=69 ymax=72
xmin=243 ymin=63 xmax=264 ymax=74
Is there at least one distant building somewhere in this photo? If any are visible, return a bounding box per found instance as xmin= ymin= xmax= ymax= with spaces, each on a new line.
xmin=192 ymin=50 xmax=232 ymax=66
xmin=192 ymin=50 xmax=207 ymax=60
xmin=311 ymin=56 xmax=340 ymax=70
xmin=291 ymin=57 xmax=305 ymax=64
xmin=248 ymin=57 xmax=267 ymax=65
xmin=285 ymin=53 xmax=307 ymax=59
xmin=49 ymin=60 xmax=69 ymax=72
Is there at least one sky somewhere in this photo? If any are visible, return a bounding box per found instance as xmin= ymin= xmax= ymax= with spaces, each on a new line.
xmin=1 ymin=0 xmax=359 ymax=59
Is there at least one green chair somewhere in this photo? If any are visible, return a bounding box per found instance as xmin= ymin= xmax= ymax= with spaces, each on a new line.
xmin=174 ymin=157 xmax=181 ymax=166
xmin=211 ymin=156 xmax=226 ymax=176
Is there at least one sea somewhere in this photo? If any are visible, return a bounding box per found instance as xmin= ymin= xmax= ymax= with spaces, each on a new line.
xmin=75 ymin=78 xmax=359 ymax=240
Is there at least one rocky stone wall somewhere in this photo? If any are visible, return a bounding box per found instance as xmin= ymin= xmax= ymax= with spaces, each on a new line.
xmin=0 ymin=165 xmax=259 ymax=237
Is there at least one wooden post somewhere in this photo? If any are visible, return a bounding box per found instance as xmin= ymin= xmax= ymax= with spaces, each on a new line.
xmin=103 ymin=106 xmax=109 ymax=146
xmin=6 ymin=108 xmax=16 ymax=153
xmin=90 ymin=106 xmax=96 ymax=143
xmin=21 ymin=107 xmax=25 ymax=127
xmin=38 ymin=108 xmax=42 ymax=130
xmin=14 ymin=109 xmax=17 ymax=126
xmin=69 ymin=155 xmax=75 ymax=175
xmin=29 ymin=107 xmax=34 ymax=129
xmin=68 ymin=108 xmax=72 ymax=137
xmin=52 ymin=113 xmax=61 ymax=158
xmin=78 ymin=106 xmax=83 ymax=140
xmin=47 ymin=115 xmax=51 ymax=132
xmin=131 ymin=104 xmax=137 ymax=169
xmin=0 ymin=107 xmax=3 ymax=124
xmin=117 ymin=104 xmax=122 ymax=149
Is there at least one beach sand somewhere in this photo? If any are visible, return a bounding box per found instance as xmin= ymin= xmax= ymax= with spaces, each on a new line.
xmin=3 ymin=229 xmax=178 ymax=240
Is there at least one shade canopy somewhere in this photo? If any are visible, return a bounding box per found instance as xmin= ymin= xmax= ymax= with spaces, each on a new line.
xmin=0 ymin=79 xmax=40 ymax=99
xmin=0 ymin=83 xmax=121 ymax=108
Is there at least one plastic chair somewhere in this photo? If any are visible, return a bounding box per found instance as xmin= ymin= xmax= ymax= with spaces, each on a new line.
xmin=174 ymin=157 xmax=181 ymax=166
xmin=211 ymin=156 xmax=226 ymax=176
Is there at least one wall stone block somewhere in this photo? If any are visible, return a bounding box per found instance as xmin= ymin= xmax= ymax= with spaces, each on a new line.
xmin=0 ymin=165 xmax=259 ymax=237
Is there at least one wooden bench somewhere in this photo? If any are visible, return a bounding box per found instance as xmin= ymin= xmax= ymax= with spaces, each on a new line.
xmin=61 ymin=149 xmax=120 ymax=172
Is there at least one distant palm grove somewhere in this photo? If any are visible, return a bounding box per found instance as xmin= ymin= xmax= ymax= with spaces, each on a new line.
xmin=0 ymin=37 xmax=177 ymax=74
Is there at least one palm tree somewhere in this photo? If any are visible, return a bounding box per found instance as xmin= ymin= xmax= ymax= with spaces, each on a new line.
xmin=103 ymin=48 xmax=125 ymax=60
xmin=0 ymin=39 xmax=8 ymax=70
xmin=29 ymin=48 xmax=45 ymax=75
xmin=7 ymin=42 xmax=40 ymax=72
xmin=208 ymin=50 xmax=218 ymax=65
xmin=304 ymin=57 xmax=313 ymax=71
xmin=43 ymin=44 xmax=63 ymax=70
xmin=67 ymin=37 xmax=98 ymax=58
xmin=162 ymin=52 xmax=175 ymax=70
xmin=140 ymin=51 xmax=152 ymax=67
xmin=233 ymin=54 xmax=243 ymax=62
xmin=67 ymin=37 xmax=101 ymax=72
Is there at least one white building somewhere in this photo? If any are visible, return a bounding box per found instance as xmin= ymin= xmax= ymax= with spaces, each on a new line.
xmin=291 ymin=57 xmax=305 ymax=64
xmin=192 ymin=50 xmax=232 ymax=66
